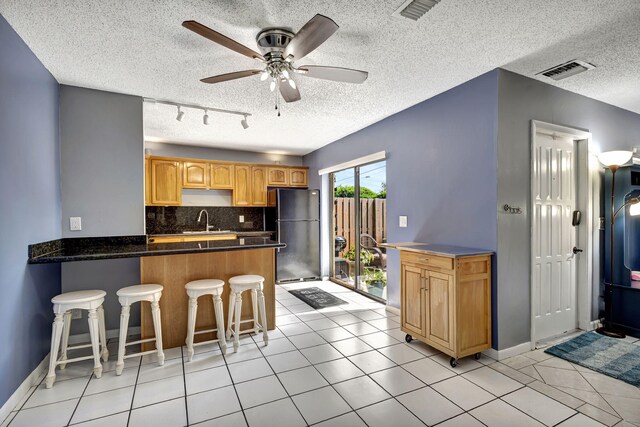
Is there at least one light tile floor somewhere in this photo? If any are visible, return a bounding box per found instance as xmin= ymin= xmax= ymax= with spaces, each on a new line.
xmin=2 ymin=280 xmax=639 ymax=427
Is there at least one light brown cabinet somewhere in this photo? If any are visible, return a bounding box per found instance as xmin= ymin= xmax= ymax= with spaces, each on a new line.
xmin=267 ymin=167 xmax=289 ymax=186
xmin=183 ymin=162 xmax=208 ymax=189
xmin=251 ymin=166 xmax=267 ymax=206
xmin=400 ymin=250 xmax=492 ymax=366
xmin=289 ymin=168 xmax=308 ymax=187
xmin=210 ymin=163 xmax=234 ymax=189
xmin=233 ymin=165 xmax=252 ymax=206
xmin=150 ymin=159 xmax=181 ymax=206
xmin=144 ymin=155 xmax=308 ymax=206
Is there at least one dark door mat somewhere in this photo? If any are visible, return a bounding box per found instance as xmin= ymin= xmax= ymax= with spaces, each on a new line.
xmin=288 ymin=287 xmax=348 ymax=309
xmin=545 ymin=331 xmax=640 ymax=387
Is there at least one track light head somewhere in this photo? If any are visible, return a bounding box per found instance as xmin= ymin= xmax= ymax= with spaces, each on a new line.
xmin=176 ymin=106 xmax=184 ymax=122
xmin=203 ymin=110 xmax=209 ymax=125
xmin=241 ymin=115 xmax=249 ymax=130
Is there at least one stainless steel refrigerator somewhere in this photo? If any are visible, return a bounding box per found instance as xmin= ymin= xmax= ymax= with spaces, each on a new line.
xmin=272 ymin=188 xmax=320 ymax=282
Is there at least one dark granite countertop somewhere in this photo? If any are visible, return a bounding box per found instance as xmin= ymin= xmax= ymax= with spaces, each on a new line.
xmin=28 ymin=235 xmax=285 ymax=264
xmin=384 ymin=242 xmax=493 ymax=258
xmin=149 ymin=230 xmax=275 ymax=238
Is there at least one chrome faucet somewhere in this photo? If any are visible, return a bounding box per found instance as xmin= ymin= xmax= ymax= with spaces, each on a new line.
xmin=197 ymin=209 xmax=214 ymax=231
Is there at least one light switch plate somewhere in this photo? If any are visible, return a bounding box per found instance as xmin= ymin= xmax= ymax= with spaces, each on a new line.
xmin=70 ymin=217 xmax=82 ymax=231
xmin=399 ymin=216 xmax=408 ymax=228
xmin=239 ymin=215 xmax=245 ymax=223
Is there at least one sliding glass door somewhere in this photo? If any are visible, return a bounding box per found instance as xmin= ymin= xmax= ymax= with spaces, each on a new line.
xmin=331 ymin=161 xmax=387 ymax=300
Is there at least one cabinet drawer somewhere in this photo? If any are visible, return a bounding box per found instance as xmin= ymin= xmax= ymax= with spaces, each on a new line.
xmin=401 ymin=251 xmax=454 ymax=270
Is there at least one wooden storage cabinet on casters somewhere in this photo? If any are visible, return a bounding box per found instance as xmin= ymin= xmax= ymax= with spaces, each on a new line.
xmin=401 ymin=252 xmax=491 ymax=367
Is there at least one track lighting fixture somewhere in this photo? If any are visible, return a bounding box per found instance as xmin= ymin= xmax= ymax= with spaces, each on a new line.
xmin=145 ymin=98 xmax=251 ymax=128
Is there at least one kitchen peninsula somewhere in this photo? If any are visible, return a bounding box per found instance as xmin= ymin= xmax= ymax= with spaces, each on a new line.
xmin=29 ymin=235 xmax=284 ymax=348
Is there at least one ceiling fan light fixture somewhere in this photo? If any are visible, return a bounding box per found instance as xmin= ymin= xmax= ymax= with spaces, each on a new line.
xmin=282 ymin=69 xmax=290 ymax=79
xmin=260 ymin=71 xmax=269 ymax=81
xmin=176 ymin=106 xmax=184 ymax=122
xmin=288 ymin=78 xmax=297 ymax=89
xmin=270 ymin=80 xmax=276 ymax=92
xmin=203 ymin=110 xmax=209 ymax=125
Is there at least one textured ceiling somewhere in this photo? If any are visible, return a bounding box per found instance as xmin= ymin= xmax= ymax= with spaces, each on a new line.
xmin=2 ymin=1 xmax=640 ymax=155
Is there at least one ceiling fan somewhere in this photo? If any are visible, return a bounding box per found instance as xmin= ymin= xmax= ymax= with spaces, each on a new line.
xmin=182 ymin=14 xmax=368 ymax=107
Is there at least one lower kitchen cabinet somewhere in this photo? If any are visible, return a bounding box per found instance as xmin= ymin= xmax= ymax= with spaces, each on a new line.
xmin=400 ymin=250 xmax=492 ymax=366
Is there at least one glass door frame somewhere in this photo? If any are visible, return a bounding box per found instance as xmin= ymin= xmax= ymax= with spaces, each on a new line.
xmin=330 ymin=163 xmax=386 ymax=304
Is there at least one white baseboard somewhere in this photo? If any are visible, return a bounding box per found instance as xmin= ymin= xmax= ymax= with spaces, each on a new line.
xmin=1 ymin=326 xmax=141 ymax=420
xmin=385 ymin=305 xmax=400 ymax=316
xmin=482 ymin=341 xmax=532 ymax=361
xmin=68 ymin=326 xmax=141 ymax=345
xmin=0 ymin=354 xmax=49 ymax=422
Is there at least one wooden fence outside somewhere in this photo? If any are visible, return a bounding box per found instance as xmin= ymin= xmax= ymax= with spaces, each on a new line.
xmin=334 ymin=198 xmax=386 ymax=255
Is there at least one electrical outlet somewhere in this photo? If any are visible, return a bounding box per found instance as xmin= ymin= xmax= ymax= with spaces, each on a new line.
xmin=399 ymin=216 xmax=408 ymax=228
xmin=70 ymin=217 xmax=82 ymax=231
xmin=239 ymin=215 xmax=245 ymax=223
xmin=71 ymin=309 xmax=82 ymax=319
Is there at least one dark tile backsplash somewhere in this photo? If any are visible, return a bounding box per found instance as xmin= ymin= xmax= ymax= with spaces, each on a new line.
xmin=146 ymin=206 xmax=275 ymax=235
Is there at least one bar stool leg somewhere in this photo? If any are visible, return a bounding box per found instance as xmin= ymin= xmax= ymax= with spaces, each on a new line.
xmin=213 ymin=294 xmax=227 ymax=355
xmin=59 ymin=311 xmax=72 ymax=370
xmin=251 ymin=289 xmax=259 ymax=335
xmin=186 ymin=296 xmax=198 ymax=362
xmin=116 ymin=304 xmax=130 ymax=375
xmin=151 ymin=301 xmax=165 ymax=365
xmin=98 ymin=305 xmax=109 ymax=362
xmin=87 ymin=308 xmax=103 ymax=379
xmin=45 ymin=313 xmax=65 ymax=389
xmin=257 ymin=288 xmax=269 ymax=345
xmin=233 ymin=292 xmax=243 ymax=352
xmin=226 ymin=291 xmax=235 ymax=341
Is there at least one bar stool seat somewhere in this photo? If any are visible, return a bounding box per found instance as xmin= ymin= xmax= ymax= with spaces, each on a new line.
xmin=115 ymin=284 xmax=164 ymax=375
xmin=226 ymin=275 xmax=268 ymax=351
xmin=45 ymin=290 xmax=108 ymax=389
xmin=185 ymin=279 xmax=227 ymax=361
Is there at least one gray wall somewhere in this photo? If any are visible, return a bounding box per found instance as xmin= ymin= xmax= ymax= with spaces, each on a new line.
xmin=61 ymin=85 xmax=144 ymax=238
xmin=303 ymin=71 xmax=499 ymax=315
xmin=59 ymin=86 xmax=145 ymax=333
xmin=145 ymin=141 xmax=303 ymax=166
xmin=496 ymin=69 xmax=640 ymax=349
xmin=0 ymin=15 xmax=61 ymax=408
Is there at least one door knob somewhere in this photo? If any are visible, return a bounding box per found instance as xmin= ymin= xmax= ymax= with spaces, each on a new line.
xmin=572 ymin=247 xmax=583 ymax=254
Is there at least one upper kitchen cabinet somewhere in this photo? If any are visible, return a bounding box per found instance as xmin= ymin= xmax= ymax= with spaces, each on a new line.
xmin=267 ymin=167 xmax=289 ymax=187
xmin=150 ymin=159 xmax=181 ymax=205
xmin=210 ymin=163 xmax=234 ymax=189
xmin=145 ymin=156 xmax=151 ymax=205
xmin=251 ymin=166 xmax=267 ymax=206
xmin=289 ymin=168 xmax=308 ymax=187
xmin=233 ymin=165 xmax=252 ymax=206
xmin=183 ymin=161 xmax=208 ymax=189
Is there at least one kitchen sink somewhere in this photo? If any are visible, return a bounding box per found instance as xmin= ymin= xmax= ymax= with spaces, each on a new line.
xmin=181 ymin=230 xmax=232 ymax=235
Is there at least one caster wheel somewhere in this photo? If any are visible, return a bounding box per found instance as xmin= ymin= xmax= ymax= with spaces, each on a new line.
xmin=474 ymin=352 xmax=481 ymax=361
xmin=450 ymin=357 xmax=458 ymax=368
xmin=405 ymin=334 xmax=413 ymax=343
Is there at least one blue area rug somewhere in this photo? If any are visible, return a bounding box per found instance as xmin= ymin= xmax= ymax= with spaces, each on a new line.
xmin=545 ymin=331 xmax=640 ymax=387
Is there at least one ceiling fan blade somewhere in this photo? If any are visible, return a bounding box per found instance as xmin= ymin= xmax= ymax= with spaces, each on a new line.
xmin=200 ymin=70 xmax=262 ymax=84
xmin=182 ymin=20 xmax=264 ymax=60
xmin=284 ymin=14 xmax=339 ymax=61
xmin=297 ymin=65 xmax=368 ymax=84
xmin=279 ymin=79 xmax=301 ymax=103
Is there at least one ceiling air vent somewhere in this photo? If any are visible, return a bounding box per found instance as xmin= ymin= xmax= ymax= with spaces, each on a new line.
xmin=392 ymin=0 xmax=441 ymax=21
xmin=536 ymin=60 xmax=596 ymax=81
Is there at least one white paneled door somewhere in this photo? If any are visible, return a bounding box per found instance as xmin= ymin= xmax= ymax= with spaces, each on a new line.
xmin=532 ymin=132 xmax=578 ymax=342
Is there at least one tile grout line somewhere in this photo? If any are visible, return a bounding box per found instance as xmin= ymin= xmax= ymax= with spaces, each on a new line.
xmin=125 ymin=353 xmax=143 ymax=427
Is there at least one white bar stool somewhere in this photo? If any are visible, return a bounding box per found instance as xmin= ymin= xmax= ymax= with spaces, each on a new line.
xmin=116 ymin=284 xmax=164 ymax=375
xmin=185 ymin=279 xmax=227 ymax=361
xmin=45 ymin=290 xmax=108 ymax=388
xmin=226 ymin=275 xmax=268 ymax=351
